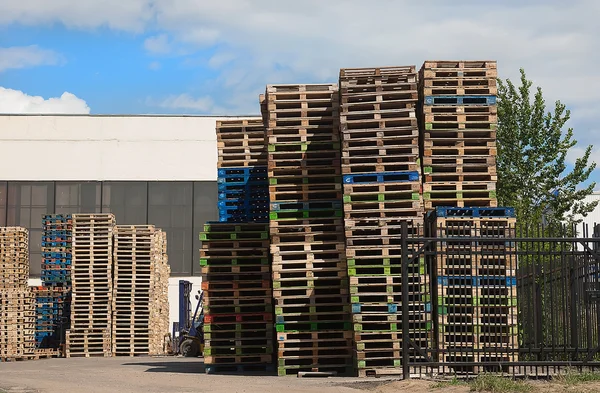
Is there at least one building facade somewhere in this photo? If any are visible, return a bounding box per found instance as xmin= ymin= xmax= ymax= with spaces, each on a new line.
xmin=0 ymin=114 xmax=247 ymax=325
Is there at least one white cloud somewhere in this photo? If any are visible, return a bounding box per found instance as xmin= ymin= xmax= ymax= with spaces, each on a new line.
xmin=154 ymin=93 xmax=216 ymax=113
xmin=2 ymin=0 xmax=599 ymax=123
xmin=148 ymin=61 xmax=161 ymax=71
xmin=0 ymin=87 xmax=90 ymax=114
xmin=0 ymin=45 xmax=63 ymax=72
xmin=0 ymin=0 xmax=153 ymax=32
xmin=144 ymin=34 xmax=171 ymax=54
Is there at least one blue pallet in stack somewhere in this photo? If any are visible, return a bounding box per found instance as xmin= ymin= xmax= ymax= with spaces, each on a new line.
xmin=217 ymin=166 xmax=269 ymax=222
xmin=36 ymin=213 xmax=73 ymax=350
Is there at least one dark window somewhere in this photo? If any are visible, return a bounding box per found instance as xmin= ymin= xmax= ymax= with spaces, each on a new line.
xmin=6 ymin=182 xmax=55 ymax=276
xmin=0 ymin=182 xmax=7 ymax=226
xmin=148 ymin=182 xmax=194 ymax=276
xmin=55 ymin=182 xmax=102 ymax=214
xmin=102 ymin=182 xmax=148 ymax=224
xmin=193 ymin=181 xmax=219 ymax=276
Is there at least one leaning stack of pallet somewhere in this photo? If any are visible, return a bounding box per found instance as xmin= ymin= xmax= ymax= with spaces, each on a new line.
xmin=419 ymin=60 xmax=498 ymax=211
xmin=200 ymin=222 xmax=273 ymax=373
xmin=35 ymin=214 xmax=73 ymax=350
xmin=265 ymin=83 xmax=353 ymax=376
xmin=339 ymin=66 xmax=431 ymax=377
xmin=428 ymin=207 xmax=518 ymax=375
xmin=216 ymin=118 xmax=269 ymax=223
xmin=112 ymin=225 xmax=170 ymax=356
xmin=66 ymin=213 xmax=115 ymax=358
xmin=0 ymin=227 xmax=36 ymax=361
xmin=149 ymin=230 xmax=170 ymax=355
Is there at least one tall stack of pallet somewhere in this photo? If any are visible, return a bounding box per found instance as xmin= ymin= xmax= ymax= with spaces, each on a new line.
xmin=428 ymin=207 xmax=518 ymax=374
xmin=66 ymin=213 xmax=115 ymax=357
xmin=112 ymin=225 xmax=170 ymax=356
xmin=339 ymin=67 xmax=430 ymax=377
xmin=419 ymin=60 xmax=497 ymax=211
xmin=0 ymin=227 xmax=35 ymax=360
xmin=34 ymin=214 xmax=73 ymax=350
xmin=265 ymin=83 xmax=353 ymax=376
xmin=419 ymin=60 xmax=516 ymax=373
xmin=216 ymin=118 xmax=269 ymax=223
xmin=200 ymin=222 xmax=273 ymax=373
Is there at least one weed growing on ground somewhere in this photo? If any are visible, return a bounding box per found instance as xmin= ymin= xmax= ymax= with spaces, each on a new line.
xmin=432 ymin=377 xmax=467 ymax=389
xmin=555 ymin=370 xmax=600 ymax=385
xmin=468 ymin=374 xmax=532 ymax=393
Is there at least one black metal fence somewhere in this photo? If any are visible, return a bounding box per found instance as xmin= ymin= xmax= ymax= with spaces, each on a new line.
xmin=397 ymin=221 xmax=600 ymax=377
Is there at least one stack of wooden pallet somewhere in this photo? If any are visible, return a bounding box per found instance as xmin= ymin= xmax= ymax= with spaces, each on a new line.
xmin=216 ymin=118 xmax=269 ymax=223
xmin=339 ymin=66 xmax=431 ymax=377
xmin=149 ymin=230 xmax=170 ymax=356
xmin=428 ymin=207 xmax=518 ymax=375
xmin=0 ymin=227 xmax=36 ymax=361
xmin=265 ymin=83 xmax=353 ymax=376
xmin=200 ymin=222 xmax=273 ymax=373
xmin=112 ymin=225 xmax=169 ymax=356
xmin=35 ymin=214 xmax=73 ymax=350
xmin=419 ymin=60 xmax=498 ymax=211
xmin=66 ymin=213 xmax=115 ymax=358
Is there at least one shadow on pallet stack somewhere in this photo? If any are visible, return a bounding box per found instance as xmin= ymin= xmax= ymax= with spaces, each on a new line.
xmin=265 ymin=83 xmax=353 ymax=376
xmin=200 ymin=222 xmax=274 ymax=373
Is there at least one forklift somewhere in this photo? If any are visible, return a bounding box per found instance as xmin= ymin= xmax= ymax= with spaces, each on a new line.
xmin=172 ymin=280 xmax=204 ymax=357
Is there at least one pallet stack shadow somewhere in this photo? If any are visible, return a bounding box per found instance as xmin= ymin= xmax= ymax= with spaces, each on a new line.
xmin=216 ymin=118 xmax=269 ymax=223
xmin=66 ymin=213 xmax=115 ymax=357
xmin=0 ymin=227 xmax=35 ymax=361
xmin=112 ymin=225 xmax=170 ymax=356
xmin=339 ymin=66 xmax=431 ymax=377
xmin=428 ymin=207 xmax=518 ymax=375
xmin=419 ymin=61 xmax=498 ymax=211
xmin=200 ymin=223 xmax=273 ymax=373
xmin=265 ymin=83 xmax=353 ymax=376
xmin=34 ymin=214 xmax=73 ymax=352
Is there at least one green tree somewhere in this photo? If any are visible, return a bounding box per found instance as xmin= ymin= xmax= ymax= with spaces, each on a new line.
xmin=496 ymin=69 xmax=597 ymax=230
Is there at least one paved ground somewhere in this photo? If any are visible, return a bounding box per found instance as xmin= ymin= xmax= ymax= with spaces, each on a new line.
xmin=2 ymin=357 xmax=600 ymax=393
xmin=0 ymin=357 xmax=389 ymax=393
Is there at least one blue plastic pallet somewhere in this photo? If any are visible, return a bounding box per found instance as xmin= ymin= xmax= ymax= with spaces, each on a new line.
xmin=218 ymin=199 xmax=269 ymax=208
xmin=43 ymin=214 xmax=72 ymax=220
xmin=42 ymin=252 xmax=71 ymax=258
xmin=343 ymin=171 xmax=420 ymax=184
xmin=218 ymin=182 xmax=268 ymax=191
xmin=270 ymin=200 xmax=342 ymax=211
xmin=217 ymin=166 xmax=267 ymax=177
xmin=218 ymin=190 xmax=269 ymax=199
xmin=424 ymin=95 xmax=497 ymax=105
xmin=437 ymin=276 xmax=517 ymax=287
xmin=433 ymin=206 xmax=515 ymax=218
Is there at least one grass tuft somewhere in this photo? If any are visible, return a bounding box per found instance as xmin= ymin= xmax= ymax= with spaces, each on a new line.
xmin=555 ymin=370 xmax=600 ymax=385
xmin=469 ymin=374 xmax=532 ymax=393
xmin=432 ymin=377 xmax=467 ymax=389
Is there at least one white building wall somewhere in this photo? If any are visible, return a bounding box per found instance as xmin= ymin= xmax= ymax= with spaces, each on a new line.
xmin=0 ymin=114 xmax=252 ymax=181
xmin=3 ymin=114 xmax=257 ymax=331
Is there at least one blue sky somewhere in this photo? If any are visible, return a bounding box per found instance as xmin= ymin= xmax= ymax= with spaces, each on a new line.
xmin=0 ymin=0 xmax=599 ymax=183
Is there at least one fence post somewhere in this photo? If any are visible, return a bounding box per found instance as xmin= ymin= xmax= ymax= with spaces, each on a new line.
xmin=401 ymin=221 xmax=410 ymax=379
